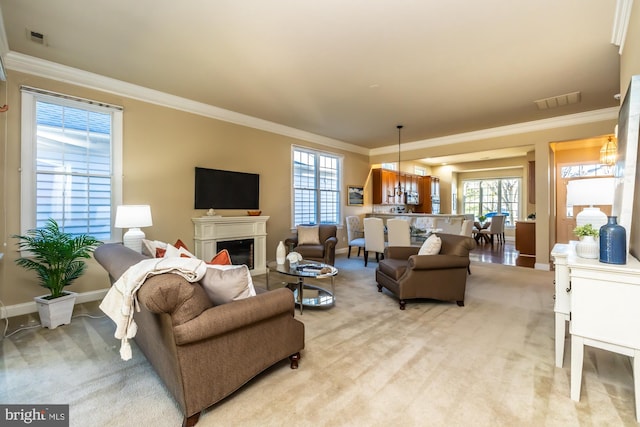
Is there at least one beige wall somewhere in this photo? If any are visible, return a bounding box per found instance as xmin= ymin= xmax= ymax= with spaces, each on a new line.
xmin=0 ymin=70 xmax=370 ymax=307
xmin=2 ymin=7 xmax=640 ymax=308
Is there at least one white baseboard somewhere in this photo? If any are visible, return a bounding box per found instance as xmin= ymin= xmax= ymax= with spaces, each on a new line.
xmin=0 ymin=289 xmax=109 ymax=319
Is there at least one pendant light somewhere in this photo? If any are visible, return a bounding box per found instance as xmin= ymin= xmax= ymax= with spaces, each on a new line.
xmin=395 ymin=125 xmax=403 ymax=197
xmin=599 ymin=135 xmax=617 ymax=166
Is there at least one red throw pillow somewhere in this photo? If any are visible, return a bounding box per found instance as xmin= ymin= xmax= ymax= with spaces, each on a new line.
xmin=174 ymin=239 xmax=189 ymax=251
xmin=156 ymin=247 xmax=167 ymax=258
xmin=208 ymin=249 xmax=232 ymax=265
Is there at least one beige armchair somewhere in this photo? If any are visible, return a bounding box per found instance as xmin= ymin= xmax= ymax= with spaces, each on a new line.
xmin=375 ymin=233 xmax=476 ymax=310
xmin=285 ymin=224 xmax=338 ymax=266
xmin=346 ymin=216 xmax=365 ymax=258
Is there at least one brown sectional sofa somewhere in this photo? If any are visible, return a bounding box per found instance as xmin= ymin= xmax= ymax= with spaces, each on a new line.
xmin=94 ymin=243 xmax=305 ymax=427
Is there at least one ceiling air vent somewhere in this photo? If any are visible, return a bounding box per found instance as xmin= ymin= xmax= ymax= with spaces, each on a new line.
xmin=26 ymin=29 xmax=46 ymax=45
xmin=534 ymin=91 xmax=581 ymax=110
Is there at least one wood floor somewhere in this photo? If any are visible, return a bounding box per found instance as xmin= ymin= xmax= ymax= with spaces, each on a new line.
xmin=469 ymin=238 xmax=536 ymax=268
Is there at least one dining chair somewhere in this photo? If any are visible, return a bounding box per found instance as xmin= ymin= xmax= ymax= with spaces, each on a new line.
xmin=387 ymin=218 xmax=411 ymax=246
xmin=459 ymin=219 xmax=474 ymax=237
xmin=479 ymin=215 xmax=505 ymax=244
xmin=345 ymin=215 xmax=366 ymax=258
xmin=363 ymin=217 xmax=386 ymax=267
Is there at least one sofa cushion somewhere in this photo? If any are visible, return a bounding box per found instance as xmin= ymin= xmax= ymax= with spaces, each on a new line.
xmin=297 ymin=225 xmax=320 ymax=245
xmin=200 ymin=265 xmax=257 ymax=305
xmin=418 ymin=234 xmax=442 ymax=255
xmin=378 ymin=258 xmax=408 ymax=280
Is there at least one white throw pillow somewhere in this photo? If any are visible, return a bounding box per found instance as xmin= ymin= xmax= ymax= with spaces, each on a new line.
xmin=200 ymin=264 xmax=257 ymax=305
xmin=418 ymin=234 xmax=442 ymax=255
xmin=297 ymin=225 xmax=320 ymax=245
xmin=163 ymin=243 xmax=197 ymax=259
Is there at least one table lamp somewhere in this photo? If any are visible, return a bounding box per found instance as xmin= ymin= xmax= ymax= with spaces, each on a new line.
xmin=567 ymin=178 xmax=614 ymax=229
xmin=115 ymin=205 xmax=153 ymax=252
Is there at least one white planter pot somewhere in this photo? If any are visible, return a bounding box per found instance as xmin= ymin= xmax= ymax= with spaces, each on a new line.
xmin=576 ymin=236 xmax=599 ymax=259
xmin=34 ymin=291 xmax=77 ymax=329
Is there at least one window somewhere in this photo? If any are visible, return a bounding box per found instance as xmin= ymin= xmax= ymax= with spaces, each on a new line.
xmin=414 ymin=166 xmax=426 ymax=176
xmin=20 ymin=87 xmax=123 ymax=240
xmin=462 ymin=178 xmax=521 ymax=224
xmin=292 ymin=147 xmax=341 ymax=226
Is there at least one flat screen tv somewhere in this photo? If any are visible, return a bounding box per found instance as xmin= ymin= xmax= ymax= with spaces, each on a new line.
xmin=194 ymin=167 xmax=260 ymax=210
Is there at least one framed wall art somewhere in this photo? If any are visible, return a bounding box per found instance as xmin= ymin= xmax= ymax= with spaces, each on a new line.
xmin=347 ymin=185 xmax=364 ymax=206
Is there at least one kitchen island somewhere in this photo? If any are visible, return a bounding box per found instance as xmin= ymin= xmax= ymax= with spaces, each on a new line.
xmin=366 ymin=213 xmax=473 ymax=235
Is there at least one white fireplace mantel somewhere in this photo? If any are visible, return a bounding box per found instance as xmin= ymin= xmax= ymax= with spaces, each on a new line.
xmin=192 ymin=215 xmax=270 ymax=275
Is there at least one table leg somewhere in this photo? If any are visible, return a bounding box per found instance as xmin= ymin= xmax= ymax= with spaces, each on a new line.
xmin=297 ymin=277 xmax=304 ymax=315
xmin=634 ymin=350 xmax=640 ymax=422
xmin=266 ymin=268 xmax=270 ymax=290
xmin=555 ymin=312 xmax=566 ymax=368
xmin=571 ymin=335 xmax=584 ymax=401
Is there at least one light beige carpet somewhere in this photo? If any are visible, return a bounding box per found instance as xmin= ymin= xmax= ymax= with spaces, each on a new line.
xmin=1 ymin=257 xmax=637 ymax=426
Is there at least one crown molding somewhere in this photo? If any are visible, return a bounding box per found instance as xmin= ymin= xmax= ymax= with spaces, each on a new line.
xmin=5 ymin=51 xmax=619 ymax=158
xmin=4 ymin=51 xmax=368 ymax=155
xmin=611 ymin=0 xmax=634 ymax=54
xmin=369 ymin=107 xmax=619 ymax=157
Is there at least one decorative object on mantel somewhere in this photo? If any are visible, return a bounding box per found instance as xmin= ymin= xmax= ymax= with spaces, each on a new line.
xmin=599 ymin=216 xmax=626 ymax=264
xmin=207 ymin=208 xmax=217 ymax=216
xmin=276 ymin=241 xmax=286 ymax=264
xmin=573 ymin=224 xmax=599 ymax=259
xmin=247 ymin=210 xmax=262 ymax=216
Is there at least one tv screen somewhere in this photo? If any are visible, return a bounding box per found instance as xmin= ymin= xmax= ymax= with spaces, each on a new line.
xmin=194 ymin=167 xmax=260 ymax=210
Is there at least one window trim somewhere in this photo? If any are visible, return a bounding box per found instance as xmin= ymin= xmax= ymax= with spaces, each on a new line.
xmin=20 ymin=89 xmax=124 ymax=241
xmin=291 ymin=145 xmax=343 ymax=228
xmin=462 ymin=177 xmax=521 ymax=225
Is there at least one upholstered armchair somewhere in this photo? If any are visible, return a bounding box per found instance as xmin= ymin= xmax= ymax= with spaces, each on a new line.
xmin=375 ymin=233 xmax=476 ymax=310
xmin=285 ymin=224 xmax=338 ymax=266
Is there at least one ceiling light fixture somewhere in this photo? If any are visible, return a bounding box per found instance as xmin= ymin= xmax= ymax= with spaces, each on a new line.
xmin=600 ymin=135 xmax=617 ymax=166
xmin=395 ymin=125 xmax=404 ymax=197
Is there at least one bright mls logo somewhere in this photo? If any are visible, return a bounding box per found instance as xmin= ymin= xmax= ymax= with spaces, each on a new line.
xmin=1 ymin=405 xmax=68 ymax=426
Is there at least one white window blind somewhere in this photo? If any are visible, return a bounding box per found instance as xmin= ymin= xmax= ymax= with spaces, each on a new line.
xmin=292 ymin=147 xmax=341 ymax=226
xmin=20 ymin=87 xmax=123 ymax=240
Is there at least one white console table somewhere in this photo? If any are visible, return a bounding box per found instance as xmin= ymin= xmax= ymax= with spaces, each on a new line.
xmin=550 ymin=243 xmax=571 ymax=368
xmin=192 ymin=215 xmax=270 ymax=275
xmin=553 ymin=242 xmax=640 ymax=421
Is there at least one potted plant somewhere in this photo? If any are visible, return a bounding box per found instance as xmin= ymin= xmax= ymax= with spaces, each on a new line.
xmin=573 ymin=223 xmax=599 ymax=259
xmin=13 ymin=218 xmax=101 ymax=329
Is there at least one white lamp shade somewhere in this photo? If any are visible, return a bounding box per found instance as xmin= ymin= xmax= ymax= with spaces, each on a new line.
xmin=115 ymin=205 xmax=153 ymax=228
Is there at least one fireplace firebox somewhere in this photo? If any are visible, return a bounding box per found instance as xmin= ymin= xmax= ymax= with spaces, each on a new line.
xmin=217 ymin=239 xmax=254 ymax=270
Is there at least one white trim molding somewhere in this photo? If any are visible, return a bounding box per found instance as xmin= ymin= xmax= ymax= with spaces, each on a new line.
xmin=611 ymin=0 xmax=634 ymax=54
xmin=0 ymin=289 xmax=109 ymax=319
xmin=4 ymin=51 xmax=619 ymax=158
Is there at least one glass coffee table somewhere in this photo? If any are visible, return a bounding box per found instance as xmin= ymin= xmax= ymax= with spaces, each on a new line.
xmin=266 ymin=260 xmax=338 ymax=314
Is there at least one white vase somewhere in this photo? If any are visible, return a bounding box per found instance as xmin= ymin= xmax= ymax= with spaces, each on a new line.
xmin=276 ymin=241 xmax=286 ymax=264
xmin=576 ymin=235 xmax=599 ymax=259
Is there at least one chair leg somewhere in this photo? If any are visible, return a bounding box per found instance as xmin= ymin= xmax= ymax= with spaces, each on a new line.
xmin=399 ymin=300 xmax=406 ymax=310
xmin=456 ymin=300 xmax=464 ymax=307
xmin=467 ymin=265 xmax=471 ymax=275
xmin=347 ymin=246 xmax=352 ymax=258
xmin=375 ymin=252 xmax=380 ymax=262
xmin=358 ymin=247 xmax=362 ymax=256
xmin=364 ymin=251 xmax=369 ymax=267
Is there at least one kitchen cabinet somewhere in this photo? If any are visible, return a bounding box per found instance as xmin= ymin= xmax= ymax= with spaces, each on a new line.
xmin=416 ymin=176 xmax=439 ymax=213
xmin=515 ymin=220 xmax=536 ymax=256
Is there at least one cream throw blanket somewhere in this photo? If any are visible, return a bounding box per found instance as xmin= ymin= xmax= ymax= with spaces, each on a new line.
xmin=99 ymin=257 xmax=207 ymax=360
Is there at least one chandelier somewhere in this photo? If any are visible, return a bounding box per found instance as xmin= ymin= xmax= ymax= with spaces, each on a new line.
xmin=395 ymin=125 xmax=404 ymax=197
xmin=599 ymin=135 xmax=617 ymax=166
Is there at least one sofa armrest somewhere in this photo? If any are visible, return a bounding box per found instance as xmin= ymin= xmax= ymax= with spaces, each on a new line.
xmin=384 ymin=246 xmax=420 ymax=260
xmin=408 ymin=254 xmax=470 ymax=270
xmin=172 ymin=287 xmax=295 ymax=345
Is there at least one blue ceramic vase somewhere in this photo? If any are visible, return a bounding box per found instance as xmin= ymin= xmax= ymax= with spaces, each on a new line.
xmin=599 ymin=216 xmax=626 ymax=264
